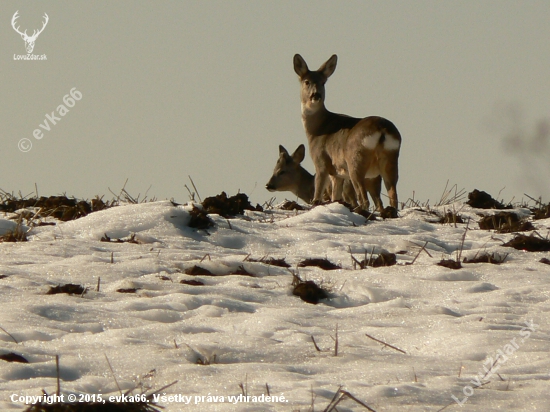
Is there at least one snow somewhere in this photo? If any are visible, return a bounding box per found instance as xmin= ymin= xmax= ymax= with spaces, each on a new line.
xmin=1 ymin=200 xmax=549 ymax=411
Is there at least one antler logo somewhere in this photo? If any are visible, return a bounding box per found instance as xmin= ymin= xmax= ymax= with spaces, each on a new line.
xmin=11 ymin=10 xmax=49 ymax=54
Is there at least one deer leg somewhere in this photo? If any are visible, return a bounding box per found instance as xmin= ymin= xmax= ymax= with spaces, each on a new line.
xmin=330 ymin=175 xmax=344 ymax=202
xmin=366 ymin=176 xmax=383 ymax=212
xmin=313 ymin=171 xmax=330 ymax=205
xmin=380 ymin=155 xmax=399 ymax=209
xmin=349 ymin=171 xmax=370 ymax=211
xmin=342 ymin=179 xmax=358 ymax=208
xmin=386 ymin=182 xmax=398 ymax=209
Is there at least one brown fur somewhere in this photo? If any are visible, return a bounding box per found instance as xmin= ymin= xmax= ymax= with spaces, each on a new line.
xmin=266 ymin=144 xmax=364 ymax=206
xmin=293 ymin=54 xmax=401 ymax=211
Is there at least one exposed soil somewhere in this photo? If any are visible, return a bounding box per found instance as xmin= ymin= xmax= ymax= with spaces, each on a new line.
xmin=116 ymin=288 xmax=140 ymax=294
xmin=184 ymin=265 xmax=214 ymax=276
xmin=0 ymin=352 xmax=29 ymax=363
xmin=503 ymin=234 xmax=550 ymax=252
xmin=437 ymin=259 xmax=462 ymax=270
xmin=180 ymin=279 xmax=205 ymax=286
xmin=359 ymin=252 xmax=397 ymax=268
xmin=244 ymin=256 xmax=290 ymax=268
xmin=201 ymin=192 xmax=263 ymax=218
xmin=478 ymin=212 xmax=534 ymax=233
xmin=187 ymin=206 xmax=214 ymax=229
xmin=0 ymin=195 xmax=113 ymax=222
xmin=298 ymin=258 xmax=341 ymax=270
xmin=292 ymin=277 xmax=329 ymax=304
xmin=463 ymin=252 xmax=508 ymax=264
xmin=100 ymin=233 xmax=140 ymax=244
xmin=47 ymin=284 xmax=87 ymax=295
xmin=467 ymin=189 xmax=512 ymax=210
xmin=532 ymin=203 xmax=550 ymax=220
xmin=184 ymin=264 xmax=255 ymax=277
xmin=280 ymin=200 xmax=305 ymax=211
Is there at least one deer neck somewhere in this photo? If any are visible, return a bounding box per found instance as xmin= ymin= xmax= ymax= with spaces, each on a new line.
xmin=293 ymin=167 xmax=315 ymax=203
xmin=301 ymin=105 xmax=335 ymax=137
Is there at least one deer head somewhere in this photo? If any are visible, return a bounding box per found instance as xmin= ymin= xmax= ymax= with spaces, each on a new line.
xmin=12 ymin=11 xmax=49 ymax=54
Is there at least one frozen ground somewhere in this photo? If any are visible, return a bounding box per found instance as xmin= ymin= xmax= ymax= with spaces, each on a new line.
xmin=0 ymin=200 xmax=549 ymax=411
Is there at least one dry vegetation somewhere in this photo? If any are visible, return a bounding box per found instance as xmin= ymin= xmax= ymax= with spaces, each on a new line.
xmin=291 ymin=273 xmax=329 ymax=304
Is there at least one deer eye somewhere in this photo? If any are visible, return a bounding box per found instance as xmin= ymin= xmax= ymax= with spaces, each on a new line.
xmin=278 ymin=170 xmax=286 ymax=176
xmin=304 ymin=80 xmax=310 ymax=86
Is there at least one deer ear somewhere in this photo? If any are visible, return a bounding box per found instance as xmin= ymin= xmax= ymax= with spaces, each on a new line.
xmin=293 ymin=54 xmax=309 ymax=77
xmin=292 ymin=144 xmax=306 ymax=163
xmin=279 ymin=145 xmax=290 ymax=157
xmin=319 ymin=55 xmax=337 ymax=78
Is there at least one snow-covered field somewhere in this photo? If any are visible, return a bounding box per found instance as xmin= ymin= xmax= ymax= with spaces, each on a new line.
xmin=0 ymin=199 xmax=549 ymax=411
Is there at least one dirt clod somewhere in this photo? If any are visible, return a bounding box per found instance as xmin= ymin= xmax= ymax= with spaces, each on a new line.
xmin=47 ymin=284 xmax=87 ymax=295
xmin=503 ymin=234 xmax=550 ymax=252
xmin=463 ymin=252 xmax=508 ymax=264
xmin=184 ymin=265 xmax=214 ymax=276
xmin=532 ymin=203 xmax=550 ymax=220
xmin=280 ymin=200 xmax=304 ymax=211
xmin=467 ymin=189 xmax=511 ymax=210
xmin=437 ymin=259 xmax=462 ymax=270
xmin=245 ymin=256 xmax=290 ymax=268
xmin=187 ymin=207 xmax=214 ymax=229
xmin=298 ymin=258 xmax=341 ymax=270
xmin=201 ymin=192 xmax=263 ymax=218
xmin=100 ymin=233 xmax=140 ymax=244
xmin=0 ymin=195 xmax=112 ymax=222
xmin=0 ymin=352 xmax=29 ymax=363
xmin=116 ymin=288 xmax=140 ymax=293
xmin=292 ymin=277 xmax=329 ymax=304
xmin=359 ymin=252 xmax=397 ymax=268
xmin=478 ymin=212 xmax=534 ymax=233
xmin=180 ymin=279 xmax=205 ymax=286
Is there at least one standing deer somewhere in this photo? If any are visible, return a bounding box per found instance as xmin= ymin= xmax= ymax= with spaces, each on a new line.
xmin=293 ymin=54 xmax=401 ymax=212
xmin=11 ymin=11 xmax=49 ymax=54
xmin=266 ymin=144 xmax=381 ymax=207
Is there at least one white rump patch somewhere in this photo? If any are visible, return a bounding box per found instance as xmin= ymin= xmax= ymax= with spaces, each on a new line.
xmin=362 ymin=132 xmax=381 ymax=150
xmin=384 ymin=134 xmax=401 ymax=151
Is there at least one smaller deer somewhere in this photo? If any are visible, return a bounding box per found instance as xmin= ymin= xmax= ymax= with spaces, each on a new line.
xmin=266 ymin=144 xmax=381 ymax=207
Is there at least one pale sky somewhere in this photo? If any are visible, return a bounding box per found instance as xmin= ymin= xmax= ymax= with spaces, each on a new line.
xmin=2 ymin=1 xmax=549 ymax=207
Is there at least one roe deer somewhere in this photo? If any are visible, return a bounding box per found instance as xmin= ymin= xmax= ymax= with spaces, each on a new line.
xmin=266 ymin=144 xmax=379 ymax=207
xmin=293 ymin=54 xmax=401 ymax=212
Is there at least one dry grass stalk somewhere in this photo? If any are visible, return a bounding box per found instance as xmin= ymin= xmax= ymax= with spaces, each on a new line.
xmin=311 ymin=336 xmax=322 ymax=352
xmin=323 ymin=386 xmax=376 ymax=412
xmin=365 ymin=332 xmax=407 ymax=354
xmin=0 ymin=325 xmax=19 ymax=344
